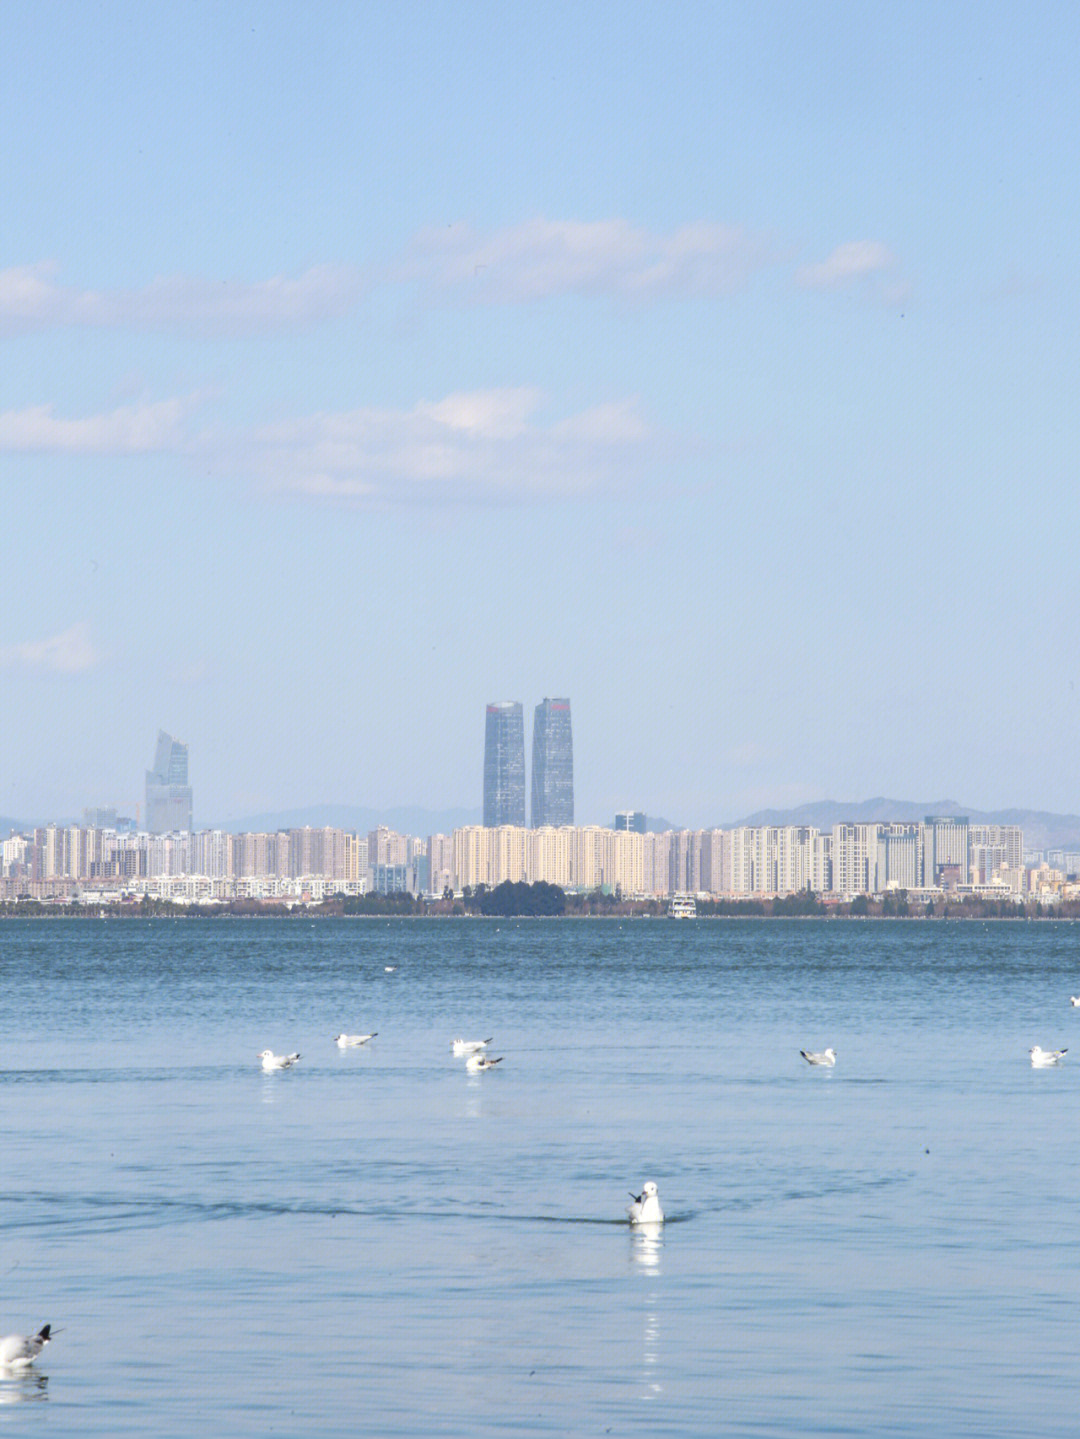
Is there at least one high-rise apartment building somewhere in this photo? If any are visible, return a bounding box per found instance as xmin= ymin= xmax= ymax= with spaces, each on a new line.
xmin=614 ymin=811 xmax=647 ymax=834
xmin=923 ymin=815 xmax=969 ymax=887
xmin=531 ymin=698 xmax=574 ymax=828
xmin=145 ymin=731 xmax=193 ymax=833
xmin=877 ymin=823 xmax=924 ymax=890
xmin=83 ymin=807 xmax=118 ymax=830
xmin=483 ymin=702 xmax=526 ymax=827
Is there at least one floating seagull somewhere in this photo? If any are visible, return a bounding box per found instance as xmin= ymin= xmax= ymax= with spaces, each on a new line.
xmin=258 ymin=1050 xmax=301 ymax=1071
xmin=627 ymin=1181 xmax=664 ymax=1224
xmin=1030 ymin=1045 xmax=1067 ymax=1067
xmin=800 ymin=1047 xmax=836 ymax=1067
xmin=465 ymin=1053 xmax=503 ymax=1072
xmin=384 ymin=966 xmax=396 ymax=973
xmin=452 ymin=1038 xmax=493 ymax=1057
xmin=0 ymin=1326 xmax=51 ymax=1369
xmin=1071 ymin=997 xmax=1080 ymax=1007
xmin=334 ymin=1033 xmax=377 ymax=1048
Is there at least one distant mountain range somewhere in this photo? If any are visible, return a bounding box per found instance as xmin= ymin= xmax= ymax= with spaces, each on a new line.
xmin=212 ymin=804 xmax=485 ymax=836
xmin=728 ymin=798 xmax=1080 ymax=852
xmin=214 ymin=807 xmax=678 ymax=835
xmin=5 ymin=799 xmax=1079 ymax=851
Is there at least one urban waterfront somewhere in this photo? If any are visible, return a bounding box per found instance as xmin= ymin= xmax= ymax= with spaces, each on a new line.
xmin=6 ymin=814 xmax=1073 ymax=908
xmin=3 ymin=918 xmax=1080 ymax=1436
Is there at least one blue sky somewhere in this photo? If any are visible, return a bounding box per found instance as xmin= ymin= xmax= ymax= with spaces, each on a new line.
xmin=3 ymin=1 xmax=1078 ymax=828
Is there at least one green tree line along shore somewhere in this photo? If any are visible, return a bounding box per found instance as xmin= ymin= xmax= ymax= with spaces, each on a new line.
xmin=1 ymin=884 xmax=1076 ymax=920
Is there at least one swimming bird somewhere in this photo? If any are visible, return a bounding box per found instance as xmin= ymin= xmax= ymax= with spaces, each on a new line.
xmin=334 ymin=1033 xmax=377 ymax=1048
xmin=465 ymin=1053 xmax=503 ymax=1072
xmin=258 ymin=1050 xmax=301 ymax=1071
xmin=384 ymin=966 xmax=396 ymax=973
xmin=800 ymin=1047 xmax=836 ymax=1066
xmin=452 ymin=1038 xmax=493 ymax=1057
xmin=1071 ymin=997 xmax=1080 ymax=1007
xmin=1030 ymin=1045 xmax=1067 ymax=1067
xmin=627 ymin=1181 xmax=664 ymax=1224
xmin=0 ymin=1326 xmax=51 ymax=1369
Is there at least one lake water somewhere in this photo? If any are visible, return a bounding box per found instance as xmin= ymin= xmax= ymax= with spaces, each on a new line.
xmin=2 ymin=917 xmax=1080 ymax=1436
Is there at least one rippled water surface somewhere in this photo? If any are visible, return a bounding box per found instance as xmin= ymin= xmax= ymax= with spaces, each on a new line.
xmin=3 ymin=917 xmax=1080 ymax=1436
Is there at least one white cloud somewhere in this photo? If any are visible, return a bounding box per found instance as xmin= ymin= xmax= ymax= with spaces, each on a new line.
xmin=796 ymin=240 xmax=897 ymax=289
xmin=0 ymin=385 xmax=670 ymax=505
xmin=0 ymin=262 xmax=363 ymax=337
xmin=0 ymin=397 xmax=193 ymax=453
xmin=396 ymin=218 xmax=772 ymax=303
xmin=244 ymin=387 xmax=663 ymax=505
xmin=0 ymin=230 xmax=905 ymax=332
xmin=0 ymin=621 xmax=100 ymax=674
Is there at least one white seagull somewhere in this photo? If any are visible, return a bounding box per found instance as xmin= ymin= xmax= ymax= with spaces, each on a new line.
xmin=627 ymin=1181 xmax=664 ymax=1224
xmin=384 ymin=966 xmax=396 ymax=973
xmin=0 ymin=1326 xmax=51 ymax=1369
xmin=258 ymin=1049 xmax=301 ymax=1071
xmin=1070 ymin=997 xmax=1080 ymax=1007
xmin=1030 ymin=1045 xmax=1067 ymax=1067
xmin=800 ymin=1047 xmax=836 ymax=1067
xmin=465 ymin=1053 xmax=503 ymax=1072
xmin=334 ymin=1033 xmax=377 ymax=1048
xmin=452 ymin=1037 xmax=493 ymax=1057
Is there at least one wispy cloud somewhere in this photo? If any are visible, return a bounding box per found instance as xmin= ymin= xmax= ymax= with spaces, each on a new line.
xmin=1 ymin=228 xmax=906 ymax=332
xmin=0 ymin=262 xmax=363 ymax=337
xmin=396 ymin=218 xmax=773 ymax=303
xmin=242 ymin=387 xmax=663 ymax=505
xmin=2 ymin=385 xmax=670 ymax=504
xmin=795 ymin=240 xmax=898 ymax=290
xmin=0 ymin=621 xmax=100 ymax=674
xmin=0 ymin=397 xmax=195 ymax=453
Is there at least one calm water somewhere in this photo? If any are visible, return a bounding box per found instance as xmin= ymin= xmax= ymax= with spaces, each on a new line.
xmin=2 ymin=917 xmax=1080 ymax=1436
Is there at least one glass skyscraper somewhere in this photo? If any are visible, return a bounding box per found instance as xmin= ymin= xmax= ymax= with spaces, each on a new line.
xmin=483 ymin=702 xmax=526 ymax=827
xmin=531 ymin=698 xmax=573 ymax=828
xmin=146 ymin=730 xmax=193 ymax=833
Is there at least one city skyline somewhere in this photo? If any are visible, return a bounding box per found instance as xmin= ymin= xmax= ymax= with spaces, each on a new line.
xmin=7 ymin=758 xmax=1080 ymax=852
xmin=11 ymin=709 xmax=1080 ymax=851
xmin=3 ymin=4 xmax=1079 ymax=829
xmin=4 ymin=704 xmax=1080 ymax=853
xmin=12 ymin=811 xmax=1079 ymax=910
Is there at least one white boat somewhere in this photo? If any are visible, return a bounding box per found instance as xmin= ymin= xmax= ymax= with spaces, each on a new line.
xmin=667 ymin=893 xmax=697 ymax=918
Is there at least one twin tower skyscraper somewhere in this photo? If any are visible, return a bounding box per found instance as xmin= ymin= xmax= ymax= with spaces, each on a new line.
xmin=483 ymin=699 xmax=573 ymax=829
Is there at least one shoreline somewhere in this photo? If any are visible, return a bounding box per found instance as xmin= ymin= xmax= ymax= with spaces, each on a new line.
xmin=0 ymin=908 xmax=1073 ymax=923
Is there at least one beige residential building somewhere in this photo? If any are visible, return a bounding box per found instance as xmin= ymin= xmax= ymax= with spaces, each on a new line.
xmin=490 ymin=825 xmax=528 ymax=884
xmin=453 ymin=825 xmax=490 ymax=889
xmin=568 ymin=825 xmax=607 ymax=891
xmin=427 ymin=833 xmax=454 ymax=894
xmin=832 ymin=824 xmax=883 ymax=897
xmin=643 ymin=830 xmax=672 ymax=896
xmin=776 ymin=826 xmax=816 ymax=894
xmin=527 ymin=826 xmax=571 ymax=889
xmin=368 ymin=826 xmax=411 ymax=867
xmin=611 ymin=828 xmax=645 ymax=896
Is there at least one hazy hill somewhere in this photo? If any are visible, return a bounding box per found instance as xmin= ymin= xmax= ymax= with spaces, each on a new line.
xmin=213 ymin=804 xmax=484 ymax=836
xmin=5 ymin=801 xmax=1079 ymax=852
xmin=730 ymin=797 xmax=1080 ymax=852
xmin=216 ymin=806 xmax=677 ymax=835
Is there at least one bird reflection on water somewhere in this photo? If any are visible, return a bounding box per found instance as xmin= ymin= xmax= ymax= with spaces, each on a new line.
xmin=0 ymin=1373 xmax=48 ymax=1405
xmin=630 ymin=1222 xmax=664 ymax=1400
xmin=630 ymin=1220 xmax=664 ymax=1272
